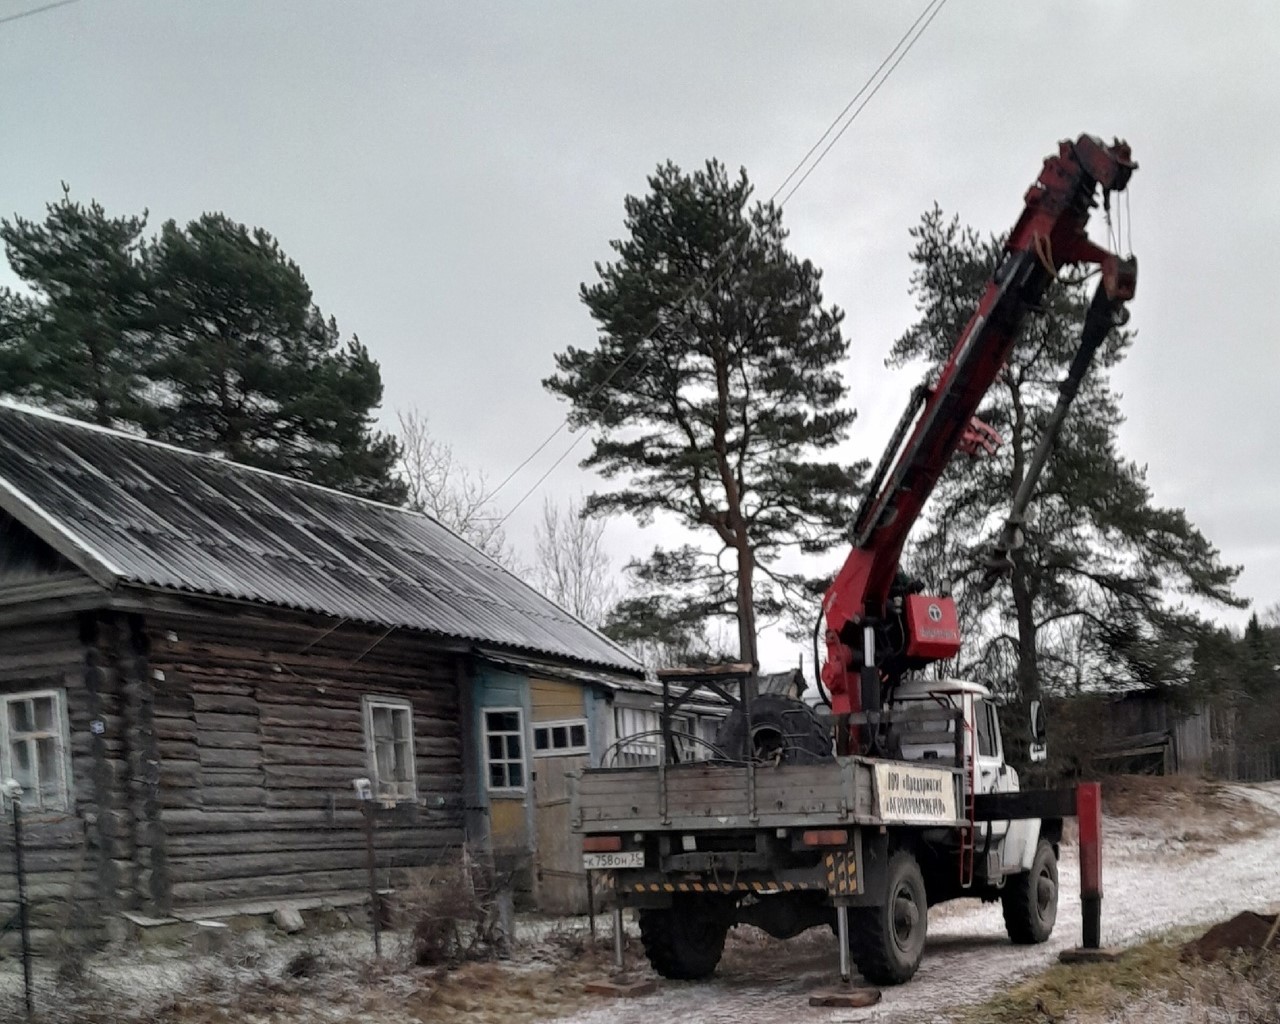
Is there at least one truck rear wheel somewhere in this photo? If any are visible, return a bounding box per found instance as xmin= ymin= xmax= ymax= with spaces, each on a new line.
xmin=850 ymin=850 xmax=928 ymax=985
xmin=639 ymin=896 xmax=733 ymax=980
xmin=1002 ymin=838 xmax=1058 ymax=944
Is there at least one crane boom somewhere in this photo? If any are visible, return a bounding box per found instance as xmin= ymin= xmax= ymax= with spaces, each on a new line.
xmin=820 ymin=135 xmax=1138 ymax=735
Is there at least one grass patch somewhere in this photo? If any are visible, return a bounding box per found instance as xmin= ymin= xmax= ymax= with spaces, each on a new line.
xmin=958 ymin=927 xmax=1280 ymax=1024
xmin=956 ymin=933 xmax=1190 ymax=1024
xmin=0 ymin=922 xmax=626 ymax=1024
xmin=1103 ymin=774 xmax=1278 ymax=848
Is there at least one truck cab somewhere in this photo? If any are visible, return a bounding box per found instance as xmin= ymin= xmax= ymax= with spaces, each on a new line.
xmin=885 ymin=678 xmax=1051 ymax=896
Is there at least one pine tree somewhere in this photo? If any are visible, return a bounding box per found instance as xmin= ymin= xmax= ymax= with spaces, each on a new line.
xmin=0 ymin=186 xmax=153 ymax=426
xmin=146 ymin=213 xmax=405 ymax=503
xmin=546 ymin=160 xmax=863 ymax=665
xmin=895 ymin=206 xmax=1242 ymax=704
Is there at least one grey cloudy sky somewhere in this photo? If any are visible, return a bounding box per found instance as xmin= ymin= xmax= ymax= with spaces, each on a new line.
xmin=4 ymin=1 xmax=1277 ymax=668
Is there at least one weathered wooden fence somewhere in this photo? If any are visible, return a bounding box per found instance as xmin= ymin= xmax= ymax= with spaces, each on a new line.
xmin=1210 ymin=741 xmax=1280 ymax=783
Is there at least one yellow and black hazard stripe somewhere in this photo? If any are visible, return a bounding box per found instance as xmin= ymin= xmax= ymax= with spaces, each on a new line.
xmin=630 ymin=879 xmax=825 ymax=893
xmin=823 ymin=851 xmax=858 ymax=895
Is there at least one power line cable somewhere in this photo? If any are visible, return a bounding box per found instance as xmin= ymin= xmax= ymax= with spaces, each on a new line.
xmin=0 ymin=0 xmax=80 ymax=27
xmin=778 ymin=0 xmax=949 ymax=208
xmin=767 ymin=0 xmax=944 ymax=205
xmin=491 ymin=0 xmax=950 ymax=522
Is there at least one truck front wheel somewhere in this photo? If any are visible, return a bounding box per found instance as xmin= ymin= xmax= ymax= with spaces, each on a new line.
xmin=851 ymin=850 xmax=928 ymax=985
xmin=639 ymin=896 xmax=734 ymax=980
xmin=1001 ymin=838 xmax=1058 ymax=944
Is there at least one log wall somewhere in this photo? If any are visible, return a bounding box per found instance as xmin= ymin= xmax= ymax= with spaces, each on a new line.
xmin=146 ymin=609 xmax=466 ymax=909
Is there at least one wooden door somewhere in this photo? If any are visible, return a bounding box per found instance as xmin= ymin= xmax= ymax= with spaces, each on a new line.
xmin=534 ymin=753 xmax=590 ymax=914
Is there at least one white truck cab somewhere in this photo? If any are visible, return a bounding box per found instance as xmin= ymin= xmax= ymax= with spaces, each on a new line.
xmin=886 ymin=677 xmax=1042 ymax=876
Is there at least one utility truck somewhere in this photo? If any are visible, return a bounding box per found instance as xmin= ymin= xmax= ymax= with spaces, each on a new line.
xmin=572 ymin=135 xmax=1137 ymax=985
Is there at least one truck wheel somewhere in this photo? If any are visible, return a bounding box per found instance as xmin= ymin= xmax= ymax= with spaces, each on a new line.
xmin=1002 ymin=839 xmax=1058 ymax=944
xmin=715 ymin=694 xmax=833 ymax=764
xmin=850 ymin=850 xmax=928 ymax=985
xmin=639 ymin=896 xmax=733 ymax=980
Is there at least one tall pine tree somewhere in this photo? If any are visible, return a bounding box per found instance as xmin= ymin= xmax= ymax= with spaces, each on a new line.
xmin=546 ymin=161 xmax=863 ymax=665
xmin=0 ymin=186 xmax=153 ymax=426
xmin=895 ymin=206 xmax=1242 ymax=705
xmin=1 ymin=193 xmax=405 ymax=502
xmin=144 ymin=213 xmax=405 ymax=502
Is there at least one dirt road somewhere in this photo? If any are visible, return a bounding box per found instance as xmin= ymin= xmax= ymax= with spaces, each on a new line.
xmin=551 ymin=782 xmax=1280 ymax=1024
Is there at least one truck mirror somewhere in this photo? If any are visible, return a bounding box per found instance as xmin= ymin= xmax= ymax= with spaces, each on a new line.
xmin=1029 ymin=699 xmax=1047 ymax=743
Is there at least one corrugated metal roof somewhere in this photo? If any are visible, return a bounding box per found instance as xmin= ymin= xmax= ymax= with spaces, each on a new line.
xmin=0 ymin=402 xmax=641 ymax=675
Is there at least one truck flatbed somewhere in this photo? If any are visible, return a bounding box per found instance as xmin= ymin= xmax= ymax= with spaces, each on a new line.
xmin=573 ymin=757 xmax=967 ymax=833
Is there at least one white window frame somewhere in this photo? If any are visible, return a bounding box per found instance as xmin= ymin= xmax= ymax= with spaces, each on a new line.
xmin=612 ymin=706 xmax=710 ymax=765
xmin=362 ymin=695 xmax=418 ymax=803
xmin=613 ymin=706 xmax=661 ymax=767
xmin=1 ymin=688 xmax=73 ymax=814
xmin=532 ymin=718 xmax=590 ymax=758
xmin=483 ymin=706 xmax=528 ymax=794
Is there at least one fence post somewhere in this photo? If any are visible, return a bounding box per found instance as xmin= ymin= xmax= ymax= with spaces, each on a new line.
xmin=4 ymin=782 xmax=33 ymax=1020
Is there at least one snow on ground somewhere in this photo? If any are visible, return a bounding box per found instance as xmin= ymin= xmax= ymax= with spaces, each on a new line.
xmin=548 ymin=782 xmax=1280 ymax=1024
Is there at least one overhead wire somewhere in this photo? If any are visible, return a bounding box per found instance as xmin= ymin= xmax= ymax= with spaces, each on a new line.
xmin=0 ymin=0 xmax=80 ymax=27
xmin=490 ymin=0 xmax=951 ymax=523
xmin=766 ymin=0 xmax=945 ymax=206
xmin=777 ymin=0 xmax=950 ymax=208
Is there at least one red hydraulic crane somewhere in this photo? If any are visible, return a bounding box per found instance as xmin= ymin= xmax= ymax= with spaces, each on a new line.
xmin=820 ymin=135 xmax=1138 ymax=751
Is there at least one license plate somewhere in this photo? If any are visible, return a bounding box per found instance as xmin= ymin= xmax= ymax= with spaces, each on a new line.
xmin=583 ymin=850 xmax=645 ymax=870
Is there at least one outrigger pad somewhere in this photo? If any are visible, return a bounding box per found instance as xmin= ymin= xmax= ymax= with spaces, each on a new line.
xmin=583 ymin=975 xmax=660 ymax=998
xmin=1058 ymin=947 xmax=1125 ymax=965
xmin=808 ymin=986 xmax=883 ymax=1008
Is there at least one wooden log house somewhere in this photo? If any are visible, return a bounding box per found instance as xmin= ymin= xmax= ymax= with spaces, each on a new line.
xmin=0 ymin=402 xmax=642 ymax=946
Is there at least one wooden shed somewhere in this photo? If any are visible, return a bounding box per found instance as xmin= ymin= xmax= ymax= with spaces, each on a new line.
xmin=0 ymin=402 xmax=641 ymax=945
xmin=1081 ymin=686 xmax=1212 ymax=776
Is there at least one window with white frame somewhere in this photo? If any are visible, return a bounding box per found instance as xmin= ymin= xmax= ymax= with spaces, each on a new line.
xmin=362 ymin=696 xmax=417 ymax=801
xmin=532 ymin=718 xmax=589 ymax=757
xmin=483 ymin=708 xmax=526 ymax=791
xmin=1 ymin=689 xmax=72 ymax=812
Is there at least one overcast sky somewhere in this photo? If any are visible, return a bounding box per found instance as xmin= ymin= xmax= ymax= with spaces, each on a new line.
xmin=4 ymin=1 xmax=1277 ymax=670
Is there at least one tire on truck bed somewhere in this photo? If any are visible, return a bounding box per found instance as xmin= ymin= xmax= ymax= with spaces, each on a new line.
xmin=639 ymin=895 xmax=735 ymax=980
xmin=715 ymin=693 xmax=833 ymax=764
xmin=1002 ymin=838 xmax=1058 ymax=944
xmin=850 ymin=850 xmax=928 ymax=986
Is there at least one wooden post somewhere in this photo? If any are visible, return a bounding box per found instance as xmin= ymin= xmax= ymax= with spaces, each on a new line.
xmin=362 ymin=800 xmax=381 ymax=957
xmin=11 ymin=795 xmax=33 ymax=1020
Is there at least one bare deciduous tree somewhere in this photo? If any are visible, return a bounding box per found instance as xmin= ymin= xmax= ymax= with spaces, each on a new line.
xmin=396 ymin=407 xmax=513 ymax=567
xmin=529 ymin=496 xmax=617 ymax=627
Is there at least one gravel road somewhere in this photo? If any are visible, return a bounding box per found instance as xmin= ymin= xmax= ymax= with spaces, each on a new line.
xmin=550 ymin=782 xmax=1280 ymax=1024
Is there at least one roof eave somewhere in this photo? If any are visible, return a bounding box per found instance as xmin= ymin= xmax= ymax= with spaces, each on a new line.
xmin=0 ymin=475 xmax=120 ymax=589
